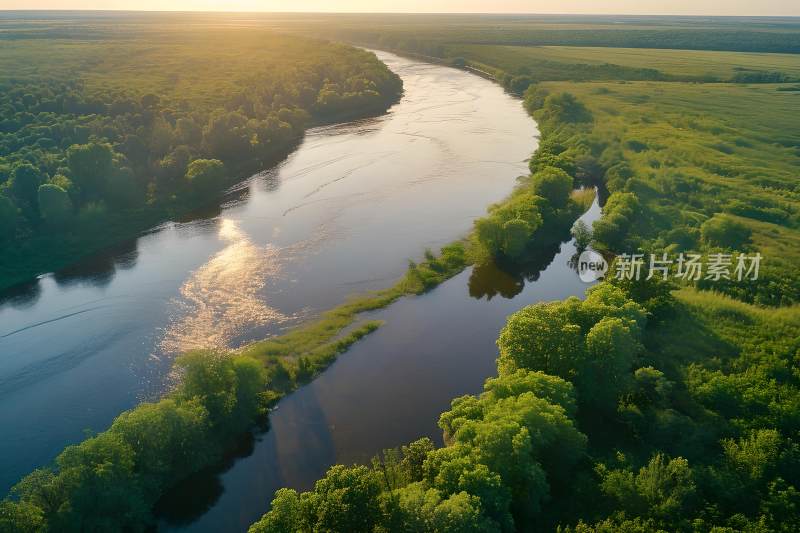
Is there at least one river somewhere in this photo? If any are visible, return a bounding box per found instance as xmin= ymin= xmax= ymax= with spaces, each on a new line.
xmin=159 ymin=197 xmax=600 ymax=532
xmin=0 ymin=51 xmax=537 ymax=494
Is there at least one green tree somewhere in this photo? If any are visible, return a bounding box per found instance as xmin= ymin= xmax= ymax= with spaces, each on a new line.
xmin=509 ymin=75 xmax=534 ymax=95
xmin=474 ymin=191 xmax=544 ymax=260
xmin=303 ymin=465 xmax=383 ymax=533
xmin=496 ymin=299 xmax=585 ymax=378
xmin=532 ymin=166 xmax=573 ymax=209
xmin=599 ymin=453 xmax=696 ymax=524
xmin=538 ymin=93 xmax=593 ymax=125
xmin=0 ymin=500 xmax=44 ymax=533
xmin=49 ymin=432 xmax=150 ymax=531
xmin=175 ymin=118 xmax=202 ymax=146
xmin=184 ymin=159 xmax=226 ymax=196
xmin=474 ymin=216 xmax=504 ymax=257
xmin=248 ymin=488 xmax=302 ymax=533
xmin=9 ymin=163 xmax=43 ymax=207
xmin=67 ymin=142 xmax=114 ymax=201
xmin=571 ymin=220 xmax=593 ymax=252
xmin=37 ymin=184 xmax=73 ymax=226
xmin=393 ymin=484 xmax=498 ymax=532
xmin=483 ymin=370 xmax=577 ymax=418
xmin=592 ymin=192 xmax=641 ymax=251
xmin=579 ymin=317 xmax=640 ymax=412
xmin=501 ymin=218 xmax=534 ymax=258
xmin=175 ymin=350 xmax=237 ymax=428
xmin=203 ymin=112 xmax=251 ymax=161
xmin=109 ymin=399 xmax=209 ymax=497
xmin=104 ymin=166 xmax=142 ymax=208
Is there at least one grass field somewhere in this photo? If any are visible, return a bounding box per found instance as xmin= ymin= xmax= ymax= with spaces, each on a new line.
xmin=533 ymin=78 xmax=800 ymax=302
xmin=446 ymin=44 xmax=800 ymax=80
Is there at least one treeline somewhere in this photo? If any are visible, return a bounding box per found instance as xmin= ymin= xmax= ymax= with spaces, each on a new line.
xmin=249 ymin=275 xmax=800 ymax=533
xmin=458 ymin=29 xmax=800 ymax=54
xmin=300 ymin=23 xmax=800 ymax=89
xmin=0 ymin=234 xmax=475 ymax=532
xmin=0 ymin=351 xmax=269 ymax=531
xmin=316 ymin=21 xmax=800 ymax=54
xmin=0 ymin=33 xmax=402 ymax=290
xmin=467 ymin=88 xmax=596 ymax=267
xmin=247 ymin=284 xmax=644 ymax=533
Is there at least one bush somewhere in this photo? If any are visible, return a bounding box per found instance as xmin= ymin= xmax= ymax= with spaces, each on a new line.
xmin=532 ymin=166 xmax=573 ymax=209
xmin=700 ymin=213 xmax=751 ymax=249
xmin=538 ymin=93 xmax=593 ymax=126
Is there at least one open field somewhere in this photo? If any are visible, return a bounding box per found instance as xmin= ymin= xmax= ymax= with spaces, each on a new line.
xmin=446 ymin=44 xmax=800 ymax=80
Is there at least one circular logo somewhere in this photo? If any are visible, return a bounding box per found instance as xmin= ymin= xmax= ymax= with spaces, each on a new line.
xmin=577 ymin=250 xmax=608 ymax=283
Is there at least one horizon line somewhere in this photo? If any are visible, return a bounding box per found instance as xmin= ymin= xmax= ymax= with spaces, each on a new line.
xmin=1 ymin=9 xmax=799 ymax=18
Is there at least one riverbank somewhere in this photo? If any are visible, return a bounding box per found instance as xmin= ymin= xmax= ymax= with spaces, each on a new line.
xmin=150 ymin=63 xmax=599 ymax=528
xmin=0 ymin=99 xmax=402 ymax=295
xmin=241 ymin=17 xmax=800 ymax=532
xmin=0 ymin=23 xmax=404 ymax=295
xmin=0 ymin=48 xmax=552 ymax=520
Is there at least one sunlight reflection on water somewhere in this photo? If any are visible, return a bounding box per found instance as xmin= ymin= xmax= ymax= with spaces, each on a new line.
xmin=159 ymin=219 xmax=289 ymax=355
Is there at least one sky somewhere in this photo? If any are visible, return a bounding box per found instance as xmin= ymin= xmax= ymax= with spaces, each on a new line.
xmin=0 ymin=1 xmax=798 ymax=16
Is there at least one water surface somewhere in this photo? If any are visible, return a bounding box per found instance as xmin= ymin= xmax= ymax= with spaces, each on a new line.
xmin=0 ymin=51 xmax=537 ymax=492
xmin=165 ymin=198 xmax=601 ymax=532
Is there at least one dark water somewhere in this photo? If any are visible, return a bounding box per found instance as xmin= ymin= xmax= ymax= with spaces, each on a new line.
xmin=160 ymin=197 xmax=601 ymax=532
xmin=0 ymin=51 xmax=537 ymax=494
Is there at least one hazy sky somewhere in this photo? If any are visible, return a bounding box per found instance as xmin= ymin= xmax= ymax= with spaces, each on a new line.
xmin=1 ymin=1 xmax=798 ymax=16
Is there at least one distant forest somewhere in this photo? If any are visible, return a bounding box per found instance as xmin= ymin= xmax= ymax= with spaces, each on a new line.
xmin=0 ymin=26 xmax=402 ymax=290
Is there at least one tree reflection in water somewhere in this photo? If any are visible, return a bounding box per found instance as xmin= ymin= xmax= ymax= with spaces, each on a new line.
xmin=468 ymin=241 xmax=562 ymax=300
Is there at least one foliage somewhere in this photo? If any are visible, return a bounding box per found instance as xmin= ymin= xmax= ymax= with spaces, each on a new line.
xmin=532 ymin=166 xmax=574 ymax=209
xmin=251 ymin=364 xmax=587 ymax=532
xmin=7 ymin=13 xmax=800 ymax=533
xmin=0 ymin=23 xmax=402 ymax=291
xmin=571 ymin=219 xmax=593 ymax=251
xmin=3 ymin=351 xmax=268 ymax=531
xmin=241 ymin=17 xmax=800 ymax=531
xmin=184 ymin=158 xmax=225 ymax=196
xmin=537 ymin=93 xmax=594 ymax=126
xmin=37 ymin=184 xmax=72 ymax=226
xmin=700 ymin=213 xmax=752 ymax=249
xmin=592 ymin=192 xmax=641 ymax=251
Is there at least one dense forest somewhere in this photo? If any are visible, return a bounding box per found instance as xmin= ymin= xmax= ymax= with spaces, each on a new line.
xmin=0 ymin=24 xmax=402 ymax=291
